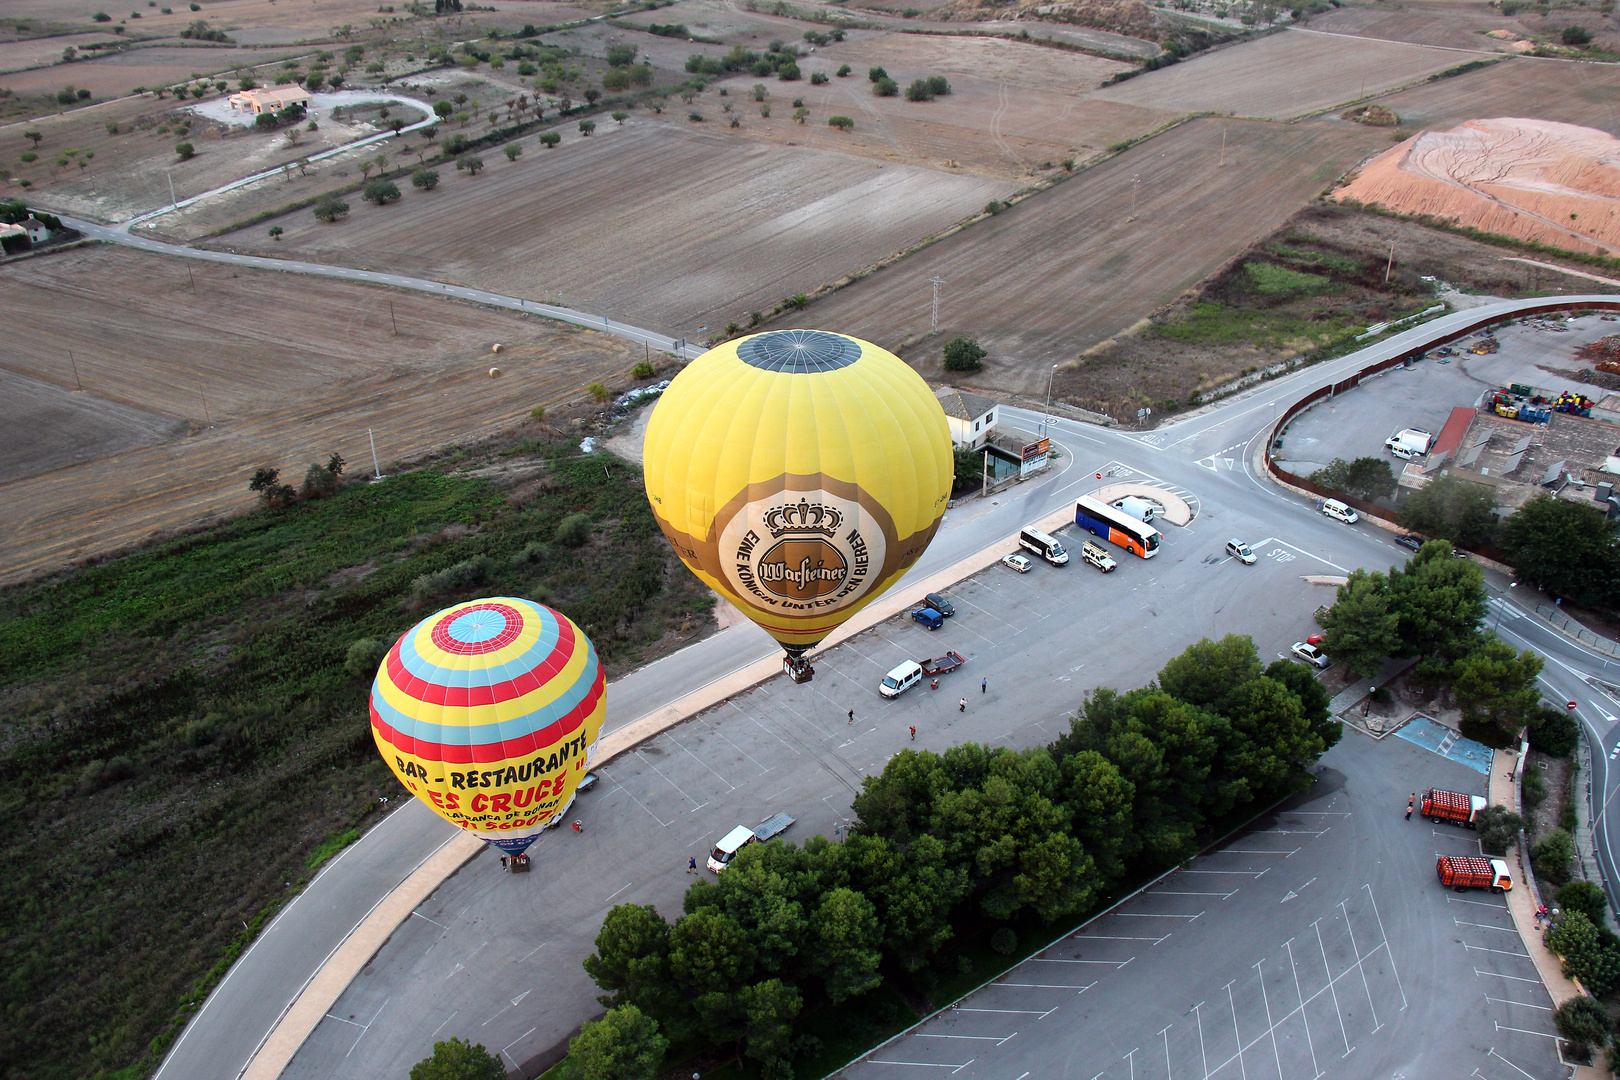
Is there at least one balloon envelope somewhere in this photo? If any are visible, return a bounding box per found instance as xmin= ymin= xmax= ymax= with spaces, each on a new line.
xmin=369 ymin=597 xmax=606 ymax=854
xmin=642 ymin=329 xmax=953 ymax=655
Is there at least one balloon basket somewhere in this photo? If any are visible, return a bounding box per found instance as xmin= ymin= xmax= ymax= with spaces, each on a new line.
xmin=509 ymin=853 xmax=532 ymax=874
xmin=784 ymin=656 xmax=815 ymax=683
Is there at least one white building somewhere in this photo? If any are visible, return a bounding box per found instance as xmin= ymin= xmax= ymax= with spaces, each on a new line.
xmin=227 ymin=87 xmax=312 ymax=114
xmin=21 ymin=217 xmax=50 ymax=244
xmin=934 ymin=387 xmax=997 ymax=450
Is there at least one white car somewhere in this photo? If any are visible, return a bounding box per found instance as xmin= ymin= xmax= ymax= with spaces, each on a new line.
xmin=1291 ymin=642 xmax=1330 ymax=669
xmin=1002 ymin=552 xmax=1033 ymax=573
xmin=1320 ymin=499 xmax=1358 ymax=524
xmin=1225 ymin=539 xmax=1256 ymax=564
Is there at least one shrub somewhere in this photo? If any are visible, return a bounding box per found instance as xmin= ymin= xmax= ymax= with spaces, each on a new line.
xmin=1546 ymin=910 xmax=1620 ymax=995
xmin=1533 ymin=828 xmax=1576 ymax=887
xmin=990 ymin=927 xmax=1017 ymax=955
xmin=588 ymin=382 xmax=610 ymax=401
xmin=688 ymin=112 xmax=703 ymax=122
xmin=827 ymin=114 xmax=853 ymax=131
xmin=410 ymin=555 xmax=496 ymax=601
xmin=578 ymin=120 xmax=595 ymax=136
xmin=777 ymin=62 xmax=800 ymax=80
xmin=905 ymin=79 xmax=934 ymax=102
xmin=868 ymin=66 xmax=887 ymax=82
xmin=362 ymin=180 xmax=400 ymax=204
xmin=837 ymin=64 xmax=851 ymax=76
xmin=312 ymin=194 xmax=349 ymax=222
xmin=632 ymin=361 xmax=656 ymax=378
xmin=606 ymin=43 xmax=638 ymax=67
xmin=612 ymin=110 xmax=628 ymax=124
xmin=255 ymin=112 xmax=278 ymax=132
xmin=268 ymin=225 xmax=283 ymax=240
xmin=344 ymin=637 xmax=389 ymax=678
xmin=928 ymin=75 xmax=950 ymax=96
xmin=1475 ymin=806 xmax=1523 ymax=855
xmin=1558 ymin=881 xmax=1611 ymax=928
xmin=93 ymin=11 xmax=112 ymax=20
xmin=172 ymin=140 xmax=196 ymax=160
xmin=503 ymin=141 xmax=521 ymax=161
xmin=19 ymin=152 xmax=35 ymax=163
xmin=873 ymin=76 xmax=898 ymax=97
xmin=1555 ymin=997 xmax=1611 ymax=1055
xmin=943 ymin=334 xmax=986 ymax=372
xmin=1564 ymin=25 xmax=1593 ymax=45
xmin=411 ymin=167 xmax=440 ymax=190
xmin=457 ymin=154 xmax=484 ymax=175
xmin=810 ymin=71 xmax=828 ymax=84
xmin=985 ymin=199 xmax=1004 ymax=215
xmin=301 ymin=462 xmax=339 ymax=497
xmin=540 ymin=131 xmax=561 ymax=147
xmin=554 ymin=513 xmax=594 ymax=548
xmin=529 ymin=404 xmax=546 ymax=420
xmin=1531 ymin=708 xmax=1580 ymax=758
xmin=434 ymin=99 xmax=453 ymax=118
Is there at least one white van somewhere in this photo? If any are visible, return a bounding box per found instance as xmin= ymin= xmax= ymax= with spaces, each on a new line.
xmin=1019 ymin=527 xmax=1069 ymax=565
xmin=1321 ymin=499 xmax=1359 ymax=524
xmin=707 ymin=825 xmax=757 ymax=872
xmin=1080 ymin=540 xmax=1117 ymax=572
xmin=880 ymin=660 xmax=924 ymax=698
xmin=1385 ymin=428 xmax=1433 ymax=461
xmin=1112 ymin=496 xmax=1158 ymax=523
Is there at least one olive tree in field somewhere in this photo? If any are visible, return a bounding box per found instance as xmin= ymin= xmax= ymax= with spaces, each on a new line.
xmin=362 ymin=179 xmax=400 ymax=204
xmin=174 ymin=141 xmax=195 ymax=159
xmin=540 ymin=131 xmax=561 ymax=148
xmin=411 ymin=167 xmax=439 ymax=190
xmin=312 ymin=194 xmax=349 ymax=222
xmin=503 ymin=141 xmax=521 ymax=161
xmin=942 ymin=335 xmax=985 ymax=372
xmin=578 ymin=119 xmax=595 ymax=136
xmin=827 ymin=114 xmax=852 ymax=131
xmin=456 ymin=154 xmax=484 ymax=175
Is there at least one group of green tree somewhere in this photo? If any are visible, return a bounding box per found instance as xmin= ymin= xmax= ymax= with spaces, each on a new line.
xmin=1314 ymin=540 xmax=1577 ymax=746
xmin=247 ymin=455 xmax=345 ymax=507
xmin=1389 ymin=477 xmax=1620 ymax=613
xmin=553 ymin=635 xmax=1337 ymax=1079
xmin=687 ymin=39 xmax=816 ymax=81
xmin=1307 ymin=457 xmax=1396 ymax=503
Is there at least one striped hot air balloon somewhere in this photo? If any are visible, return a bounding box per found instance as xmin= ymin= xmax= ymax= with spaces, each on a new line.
xmin=369 ymin=597 xmax=606 ymax=854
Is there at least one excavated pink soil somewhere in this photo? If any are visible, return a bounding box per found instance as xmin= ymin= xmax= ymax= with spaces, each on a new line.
xmin=1334 ymin=117 xmax=1620 ymax=255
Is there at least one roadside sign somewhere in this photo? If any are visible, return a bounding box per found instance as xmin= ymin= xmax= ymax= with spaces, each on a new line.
xmin=1569 ymin=701 xmax=1579 ymax=710
xmin=1021 ymin=438 xmax=1050 ymax=463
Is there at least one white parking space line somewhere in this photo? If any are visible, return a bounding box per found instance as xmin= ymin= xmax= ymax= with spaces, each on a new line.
xmin=1475 ymin=968 xmax=1542 ymax=984
xmin=1455 ymin=920 xmax=1520 ymax=933
xmin=997 ymin=981 xmax=1098 ymax=991
xmin=1485 ymin=996 xmax=1552 ymax=1011
xmin=916 ymin=1033 xmax=1019 ymax=1044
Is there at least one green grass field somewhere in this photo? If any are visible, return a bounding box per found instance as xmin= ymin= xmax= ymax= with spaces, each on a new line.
xmin=0 ymin=434 xmax=713 ymax=1080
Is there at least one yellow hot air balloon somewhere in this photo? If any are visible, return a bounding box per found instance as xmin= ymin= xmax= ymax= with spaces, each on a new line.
xmin=643 ymin=330 xmax=952 ymax=673
xmin=369 ymin=597 xmax=606 ymax=855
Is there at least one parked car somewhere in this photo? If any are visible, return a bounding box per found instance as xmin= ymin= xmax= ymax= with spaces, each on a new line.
xmin=880 ymin=660 xmax=924 ymax=698
xmin=1080 ymin=540 xmax=1117 ymax=572
xmin=1225 ymin=539 xmax=1256 ymax=564
xmin=1320 ymin=499 xmax=1359 ymax=524
xmin=911 ymin=607 xmax=944 ymax=630
xmin=1002 ymin=553 xmax=1032 ymax=573
xmin=924 ymin=592 xmax=955 ymax=617
xmin=1291 ymin=641 xmax=1330 ymax=668
xmin=1395 ymin=533 xmax=1424 ymax=552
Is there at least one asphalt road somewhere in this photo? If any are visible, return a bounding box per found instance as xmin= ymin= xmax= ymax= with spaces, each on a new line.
xmin=840 ymin=733 xmax=1560 ymax=1080
xmin=75 ymin=207 xmax=1613 ymax=1080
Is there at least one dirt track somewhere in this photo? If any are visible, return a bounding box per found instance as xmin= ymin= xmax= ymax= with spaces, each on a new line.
xmin=800 ymin=116 xmax=1387 ymax=393
xmin=0 ymin=244 xmax=644 ymax=583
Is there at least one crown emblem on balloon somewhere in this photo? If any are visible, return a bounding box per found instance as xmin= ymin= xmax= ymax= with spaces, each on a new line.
xmin=763 ymin=499 xmax=844 ymax=538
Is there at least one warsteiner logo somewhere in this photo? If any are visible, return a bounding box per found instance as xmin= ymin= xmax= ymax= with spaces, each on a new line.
xmin=758 ymin=538 xmax=848 ymax=600
xmin=718 ymin=488 xmax=887 ymax=615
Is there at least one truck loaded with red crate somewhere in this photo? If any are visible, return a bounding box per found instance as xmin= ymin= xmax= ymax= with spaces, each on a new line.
xmin=1436 ymin=855 xmax=1512 ymax=893
xmin=1421 ymin=788 xmax=1486 ymax=828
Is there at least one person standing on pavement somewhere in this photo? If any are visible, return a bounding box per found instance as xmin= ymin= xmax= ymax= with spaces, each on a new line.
xmin=909 ymin=725 xmax=916 ymax=741
xmin=848 ymin=709 xmax=854 ymax=724
xmin=687 ymin=856 xmax=698 ymax=874
xmin=959 ymin=697 xmax=966 ymax=713
xmin=981 ymin=677 xmax=987 ymax=694
xmin=1406 ymin=793 xmax=1415 ymax=820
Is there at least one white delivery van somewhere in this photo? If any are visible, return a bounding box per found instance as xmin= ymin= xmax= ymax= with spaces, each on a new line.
xmin=707 ymin=825 xmax=757 ymax=872
xmin=1111 ymin=496 xmax=1158 ymax=523
xmin=880 ymin=660 xmax=924 ymax=698
xmin=1019 ymin=527 xmax=1069 ymax=565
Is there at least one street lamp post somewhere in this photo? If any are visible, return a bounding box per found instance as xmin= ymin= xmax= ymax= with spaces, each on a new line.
xmin=1043 ymin=363 xmax=1057 ymax=437
xmin=1493 ymin=581 xmax=1518 ymax=632
xmin=1364 ymin=686 xmax=1377 ymax=717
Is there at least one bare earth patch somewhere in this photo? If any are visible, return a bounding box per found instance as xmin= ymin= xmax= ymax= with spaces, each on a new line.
xmin=0 ymin=243 xmax=649 ymax=583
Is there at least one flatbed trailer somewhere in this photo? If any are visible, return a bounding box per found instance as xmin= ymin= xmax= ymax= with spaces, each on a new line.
xmin=919 ymin=651 xmax=966 ymax=677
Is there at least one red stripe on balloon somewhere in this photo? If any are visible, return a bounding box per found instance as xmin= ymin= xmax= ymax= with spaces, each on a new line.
xmin=371 ymin=670 xmax=605 ymax=765
xmin=386 ymin=615 xmax=579 ymax=708
xmin=430 ymin=602 xmax=524 ymax=655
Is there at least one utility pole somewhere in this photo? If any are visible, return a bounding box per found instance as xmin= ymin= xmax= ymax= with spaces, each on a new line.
xmin=1384 ymin=240 xmax=1395 ymax=283
xmin=368 ymin=428 xmax=384 ymax=481
xmin=930 ymin=276 xmax=944 ymax=335
xmin=1130 ymin=175 xmax=1141 ymax=216
xmin=1043 ymin=363 xmax=1058 ymax=437
xmin=199 ymin=383 xmax=211 ymax=427
xmin=388 ymin=300 xmax=397 ymax=335
xmin=68 ymin=350 xmax=82 ymax=391
xmin=187 ymin=265 xmax=196 ymax=294
xmin=167 ymin=170 xmax=176 ymax=210
xmin=1219 ymin=128 xmax=1226 ymax=167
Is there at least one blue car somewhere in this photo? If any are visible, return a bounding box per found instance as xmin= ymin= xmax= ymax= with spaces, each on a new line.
xmin=911 ymin=607 xmax=945 ymax=630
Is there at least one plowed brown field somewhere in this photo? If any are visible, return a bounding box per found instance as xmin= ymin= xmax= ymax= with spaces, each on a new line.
xmin=0 ymin=244 xmax=642 ymax=583
xmin=212 ymin=120 xmax=1015 ymax=335
xmin=1378 ymin=54 xmax=1620 ymax=132
xmin=799 ymin=116 xmax=1387 ymax=393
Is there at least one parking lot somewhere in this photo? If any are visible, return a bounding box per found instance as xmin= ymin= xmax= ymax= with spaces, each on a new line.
xmin=1277 ymin=311 xmax=1620 ymax=478
xmin=839 ymin=733 xmax=1563 ymax=1080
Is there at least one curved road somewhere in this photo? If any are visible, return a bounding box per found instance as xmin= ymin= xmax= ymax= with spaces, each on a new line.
xmin=62 ymin=202 xmax=1620 ymax=1079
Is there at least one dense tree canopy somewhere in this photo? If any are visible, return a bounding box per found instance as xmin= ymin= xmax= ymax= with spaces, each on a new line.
xmin=1309 ymin=457 xmax=1397 ymax=502
xmin=581 ymin=635 xmax=1332 ymax=1075
xmin=1501 ymin=493 xmax=1618 ymax=607
xmin=1396 ymin=476 xmax=1497 ymax=547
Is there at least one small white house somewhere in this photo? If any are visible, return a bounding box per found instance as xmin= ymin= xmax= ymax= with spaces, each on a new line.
xmin=934 ymin=387 xmax=997 ymax=450
xmin=21 ymin=217 xmax=50 ymax=244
